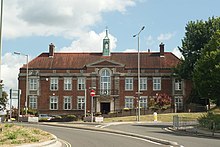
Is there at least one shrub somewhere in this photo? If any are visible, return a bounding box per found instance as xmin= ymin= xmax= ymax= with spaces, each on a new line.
xmin=198 ymin=112 xmax=220 ymax=130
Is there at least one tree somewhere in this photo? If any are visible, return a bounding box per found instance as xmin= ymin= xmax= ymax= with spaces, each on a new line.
xmin=0 ymin=91 xmax=8 ymax=111
xmin=193 ymin=30 xmax=220 ymax=106
xmin=176 ymin=17 xmax=220 ymax=79
xmin=175 ymin=17 xmax=220 ymax=105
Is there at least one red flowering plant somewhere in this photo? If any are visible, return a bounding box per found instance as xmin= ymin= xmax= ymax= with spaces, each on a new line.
xmin=149 ymin=93 xmax=172 ymax=111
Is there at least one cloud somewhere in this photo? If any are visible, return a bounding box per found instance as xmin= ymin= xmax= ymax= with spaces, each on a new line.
xmin=3 ymin=0 xmax=136 ymax=39
xmin=2 ymin=53 xmax=31 ymax=92
xmin=60 ymin=30 xmax=117 ymax=52
xmin=123 ymin=49 xmax=137 ymax=52
xmin=157 ymin=32 xmax=175 ymax=42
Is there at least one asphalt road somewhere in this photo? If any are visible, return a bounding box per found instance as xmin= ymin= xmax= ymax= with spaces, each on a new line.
xmin=106 ymin=122 xmax=220 ymax=147
xmin=29 ymin=124 xmax=170 ymax=147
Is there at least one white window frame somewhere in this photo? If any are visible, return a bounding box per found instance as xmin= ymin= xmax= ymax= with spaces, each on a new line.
xmin=50 ymin=77 xmax=58 ymax=91
xmin=63 ymin=96 xmax=72 ymax=110
xmin=77 ymin=96 xmax=85 ymax=110
xmin=153 ymin=77 xmax=161 ymax=91
xmin=50 ymin=96 xmax=58 ymax=110
xmin=78 ymin=77 xmax=85 ymax=90
xmin=175 ymin=96 xmax=183 ymax=110
xmin=125 ymin=97 xmax=134 ymax=109
xmin=29 ymin=96 xmax=37 ymax=109
xmin=125 ymin=78 xmax=133 ymax=91
xmin=140 ymin=77 xmax=147 ymax=91
xmin=64 ymin=77 xmax=72 ymax=91
xmin=100 ymin=69 xmax=111 ymax=95
xmin=29 ymin=78 xmax=37 ymax=90
xmin=175 ymin=79 xmax=182 ymax=91
xmin=140 ymin=96 xmax=148 ymax=108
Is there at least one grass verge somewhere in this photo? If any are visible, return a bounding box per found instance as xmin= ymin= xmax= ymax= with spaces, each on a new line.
xmin=0 ymin=123 xmax=53 ymax=146
xmin=103 ymin=112 xmax=205 ymax=122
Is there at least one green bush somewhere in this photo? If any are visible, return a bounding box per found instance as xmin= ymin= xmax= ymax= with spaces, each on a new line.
xmin=198 ymin=112 xmax=220 ymax=130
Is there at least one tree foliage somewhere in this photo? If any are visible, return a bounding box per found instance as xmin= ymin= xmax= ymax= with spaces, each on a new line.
xmin=193 ymin=30 xmax=220 ymax=106
xmin=175 ymin=17 xmax=220 ymax=105
xmin=176 ymin=17 xmax=220 ymax=79
xmin=0 ymin=91 xmax=8 ymax=111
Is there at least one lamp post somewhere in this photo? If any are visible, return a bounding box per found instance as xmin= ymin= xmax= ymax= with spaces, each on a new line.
xmin=0 ymin=0 xmax=4 ymax=99
xmin=14 ymin=52 xmax=29 ymax=115
xmin=133 ymin=26 xmax=145 ymax=122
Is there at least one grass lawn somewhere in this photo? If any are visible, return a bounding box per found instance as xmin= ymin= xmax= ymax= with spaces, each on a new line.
xmin=104 ymin=112 xmax=205 ymax=122
xmin=0 ymin=123 xmax=53 ymax=146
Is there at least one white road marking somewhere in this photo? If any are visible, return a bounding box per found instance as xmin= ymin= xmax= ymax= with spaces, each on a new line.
xmin=58 ymin=138 xmax=72 ymax=147
xmin=47 ymin=125 xmax=166 ymax=146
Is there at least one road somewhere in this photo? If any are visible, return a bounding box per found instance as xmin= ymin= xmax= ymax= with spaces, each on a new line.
xmin=28 ymin=124 xmax=170 ymax=147
xmin=106 ymin=122 xmax=220 ymax=147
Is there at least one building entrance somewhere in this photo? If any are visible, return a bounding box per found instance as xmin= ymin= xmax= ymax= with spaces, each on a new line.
xmin=100 ymin=102 xmax=110 ymax=114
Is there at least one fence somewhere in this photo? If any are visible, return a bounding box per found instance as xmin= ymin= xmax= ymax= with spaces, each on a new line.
xmin=173 ymin=115 xmax=220 ymax=136
xmin=173 ymin=115 xmax=198 ymax=129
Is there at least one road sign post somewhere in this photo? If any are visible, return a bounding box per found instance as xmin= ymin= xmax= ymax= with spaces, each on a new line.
xmin=90 ymin=89 xmax=95 ymax=122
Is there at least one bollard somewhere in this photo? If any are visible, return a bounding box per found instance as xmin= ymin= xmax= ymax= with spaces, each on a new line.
xmin=153 ymin=112 xmax=157 ymax=122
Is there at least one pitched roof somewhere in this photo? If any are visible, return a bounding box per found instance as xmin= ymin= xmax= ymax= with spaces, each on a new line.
xmin=25 ymin=52 xmax=180 ymax=70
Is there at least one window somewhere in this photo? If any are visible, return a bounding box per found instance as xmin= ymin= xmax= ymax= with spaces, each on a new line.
xmin=175 ymin=96 xmax=183 ymax=110
xmin=77 ymin=96 xmax=85 ymax=110
xmin=140 ymin=77 xmax=147 ymax=91
xmin=63 ymin=96 xmax=72 ymax=110
xmin=50 ymin=96 xmax=58 ymax=110
xmin=125 ymin=97 xmax=133 ymax=109
xmin=29 ymin=96 xmax=37 ymax=109
xmin=153 ymin=77 xmax=161 ymax=91
xmin=140 ymin=96 xmax=148 ymax=108
xmin=78 ymin=78 xmax=85 ymax=90
xmin=125 ymin=78 xmax=133 ymax=90
xmin=29 ymin=78 xmax=37 ymax=90
xmin=100 ymin=69 xmax=111 ymax=95
xmin=64 ymin=77 xmax=72 ymax=90
xmin=50 ymin=78 xmax=58 ymax=91
xmin=175 ymin=79 xmax=182 ymax=91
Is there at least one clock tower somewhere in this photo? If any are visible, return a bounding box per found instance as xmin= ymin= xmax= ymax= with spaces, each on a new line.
xmin=102 ymin=28 xmax=110 ymax=56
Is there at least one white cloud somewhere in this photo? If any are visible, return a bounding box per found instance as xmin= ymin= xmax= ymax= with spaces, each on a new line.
xmin=60 ymin=30 xmax=117 ymax=52
xmin=157 ymin=32 xmax=175 ymax=42
xmin=3 ymin=0 xmax=136 ymax=39
xmin=123 ymin=49 xmax=137 ymax=52
xmin=172 ymin=47 xmax=183 ymax=59
xmin=2 ymin=0 xmax=137 ymax=94
xmin=2 ymin=53 xmax=30 ymax=92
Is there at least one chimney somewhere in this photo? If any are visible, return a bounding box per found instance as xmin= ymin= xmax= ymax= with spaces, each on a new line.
xmin=159 ymin=42 xmax=164 ymax=57
xmin=49 ymin=43 xmax=55 ymax=57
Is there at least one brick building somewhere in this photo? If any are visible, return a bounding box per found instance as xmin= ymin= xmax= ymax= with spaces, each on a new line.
xmin=17 ymin=30 xmax=190 ymax=117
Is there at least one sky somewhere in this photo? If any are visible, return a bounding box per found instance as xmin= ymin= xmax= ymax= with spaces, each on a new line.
xmin=1 ymin=0 xmax=220 ymax=95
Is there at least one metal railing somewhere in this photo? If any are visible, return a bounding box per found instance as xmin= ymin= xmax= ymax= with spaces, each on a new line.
xmin=95 ymin=89 xmax=119 ymax=96
xmin=173 ymin=115 xmax=220 ymax=136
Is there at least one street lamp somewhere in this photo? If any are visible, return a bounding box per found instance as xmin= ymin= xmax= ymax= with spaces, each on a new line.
xmin=133 ymin=26 xmax=145 ymax=122
xmin=14 ymin=52 xmax=29 ymax=115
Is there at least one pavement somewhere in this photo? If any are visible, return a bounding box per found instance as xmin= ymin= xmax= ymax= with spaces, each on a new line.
xmin=11 ymin=121 xmax=220 ymax=147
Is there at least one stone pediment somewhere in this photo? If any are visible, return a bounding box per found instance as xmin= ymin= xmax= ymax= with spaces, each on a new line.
xmin=86 ymin=59 xmax=124 ymax=68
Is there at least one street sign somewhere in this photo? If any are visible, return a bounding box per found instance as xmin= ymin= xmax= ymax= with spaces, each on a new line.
xmin=90 ymin=89 xmax=95 ymax=97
